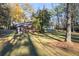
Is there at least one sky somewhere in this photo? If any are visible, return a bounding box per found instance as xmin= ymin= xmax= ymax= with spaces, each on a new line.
xmin=19 ymin=3 xmax=60 ymax=20
xmin=30 ymin=3 xmax=52 ymax=10
xmin=30 ymin=3 xmax=59 ymax=11
xmin=20 ymin=3 xmax=59 ymax=11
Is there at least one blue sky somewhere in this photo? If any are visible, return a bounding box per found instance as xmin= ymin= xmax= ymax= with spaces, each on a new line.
xmin=20 ymin=3 xmax=59 ymax=11
xmin=30 ymin=3 xmax=52 ymax=10
xmin=19 ymin=3 xmax=60 ymax=19
xmin=30 ymin=3 xmax=59 ymax=10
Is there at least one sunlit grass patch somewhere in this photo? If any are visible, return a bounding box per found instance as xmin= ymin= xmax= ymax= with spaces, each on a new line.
xmin=1 ymin=31 xmax=79 ymax=56
xmin=30 ymin=32 xmax=79 ymax=56
xmin=10 ymin=46 xmax=30 ymax=56
xmin=20 ymin=39 xmax=29 ymax=46
xmin=0 ymin=40 xmax=3 ymax=44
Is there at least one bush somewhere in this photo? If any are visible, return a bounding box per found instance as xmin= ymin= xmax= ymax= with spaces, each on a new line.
xmin=0 ymin=27 xmax=4 ymax=29
xmin=74 ymin=26 xmax=79 ymax=32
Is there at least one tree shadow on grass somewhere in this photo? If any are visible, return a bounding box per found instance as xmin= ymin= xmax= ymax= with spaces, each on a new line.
xmin=51 ymin=31 xmax=79 ymax=43
xmin=43 ymin=33 xmax=63 ymax=42
xmin=0 ymin=32 xmax=39 ymax=56
xmin=30 ymin=32 xmax=63 ymax=42
xmin=71 ymin=34 xmax=79 ymax=43
xmin=27 ymin=33 xmax=38 ymax=56
xmin=51 ymin=32 xmax=65 ymax=37
xmin=0 ymin=42 xmax=13 ymax=56
xmin=0 ymin=33 xmax=20 ymax=56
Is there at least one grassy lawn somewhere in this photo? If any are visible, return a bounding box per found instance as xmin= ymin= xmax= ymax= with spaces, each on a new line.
xmin=29 ymin=31 xmax=79 ymax=56
xmin=0 ymin=30 xmax=79 ymax=56
xmin=0 ymin=31 xmax=15 ymax=54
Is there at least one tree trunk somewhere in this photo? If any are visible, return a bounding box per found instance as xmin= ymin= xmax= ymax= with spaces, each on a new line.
xmin=57 ymin=9 xmax=60 ymax=30
xmin=56 ymin=8 xmax=60 ymax=30
xmin=65 ymin=3 xmax=71 ymax=43
xmin=72 ymin=18 xmax=75 ymax=32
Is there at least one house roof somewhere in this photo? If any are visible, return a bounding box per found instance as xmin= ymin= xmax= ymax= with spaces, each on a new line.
xmin=13 ymin=22 xmax=32 ymax=27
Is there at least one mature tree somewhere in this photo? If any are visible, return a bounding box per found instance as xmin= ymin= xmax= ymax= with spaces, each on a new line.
xmin=31 ymin=7 xmax=51 ymax=33
xmin=65 ymin=3 xmax=72 ymax=42
xmin=51 ymin=4 xmax=66 ymax=30
xmin=65 ymin=3 xmax=79 ymax=42
xmin=54 ymin=4 xmax=64 ymax=30
xmin=39 ymin=8 xmax=51 ymax=32
xmin=31 ymin=11 xmax=41 ymax=31
xmin=70 ymin=4 xmax=77 ymax=32
xmin=10 ymin=4 xmax=24 ymax=23
xmin=0 ymin=3 xmax=10 ymax=29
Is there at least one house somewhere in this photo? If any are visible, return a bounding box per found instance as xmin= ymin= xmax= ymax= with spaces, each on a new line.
xmin=12 ymin=21 xmax=33 ymax=34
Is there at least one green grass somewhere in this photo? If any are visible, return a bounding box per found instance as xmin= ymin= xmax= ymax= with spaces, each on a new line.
xmin=0 ymin=31 xmax=79 ymax=56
